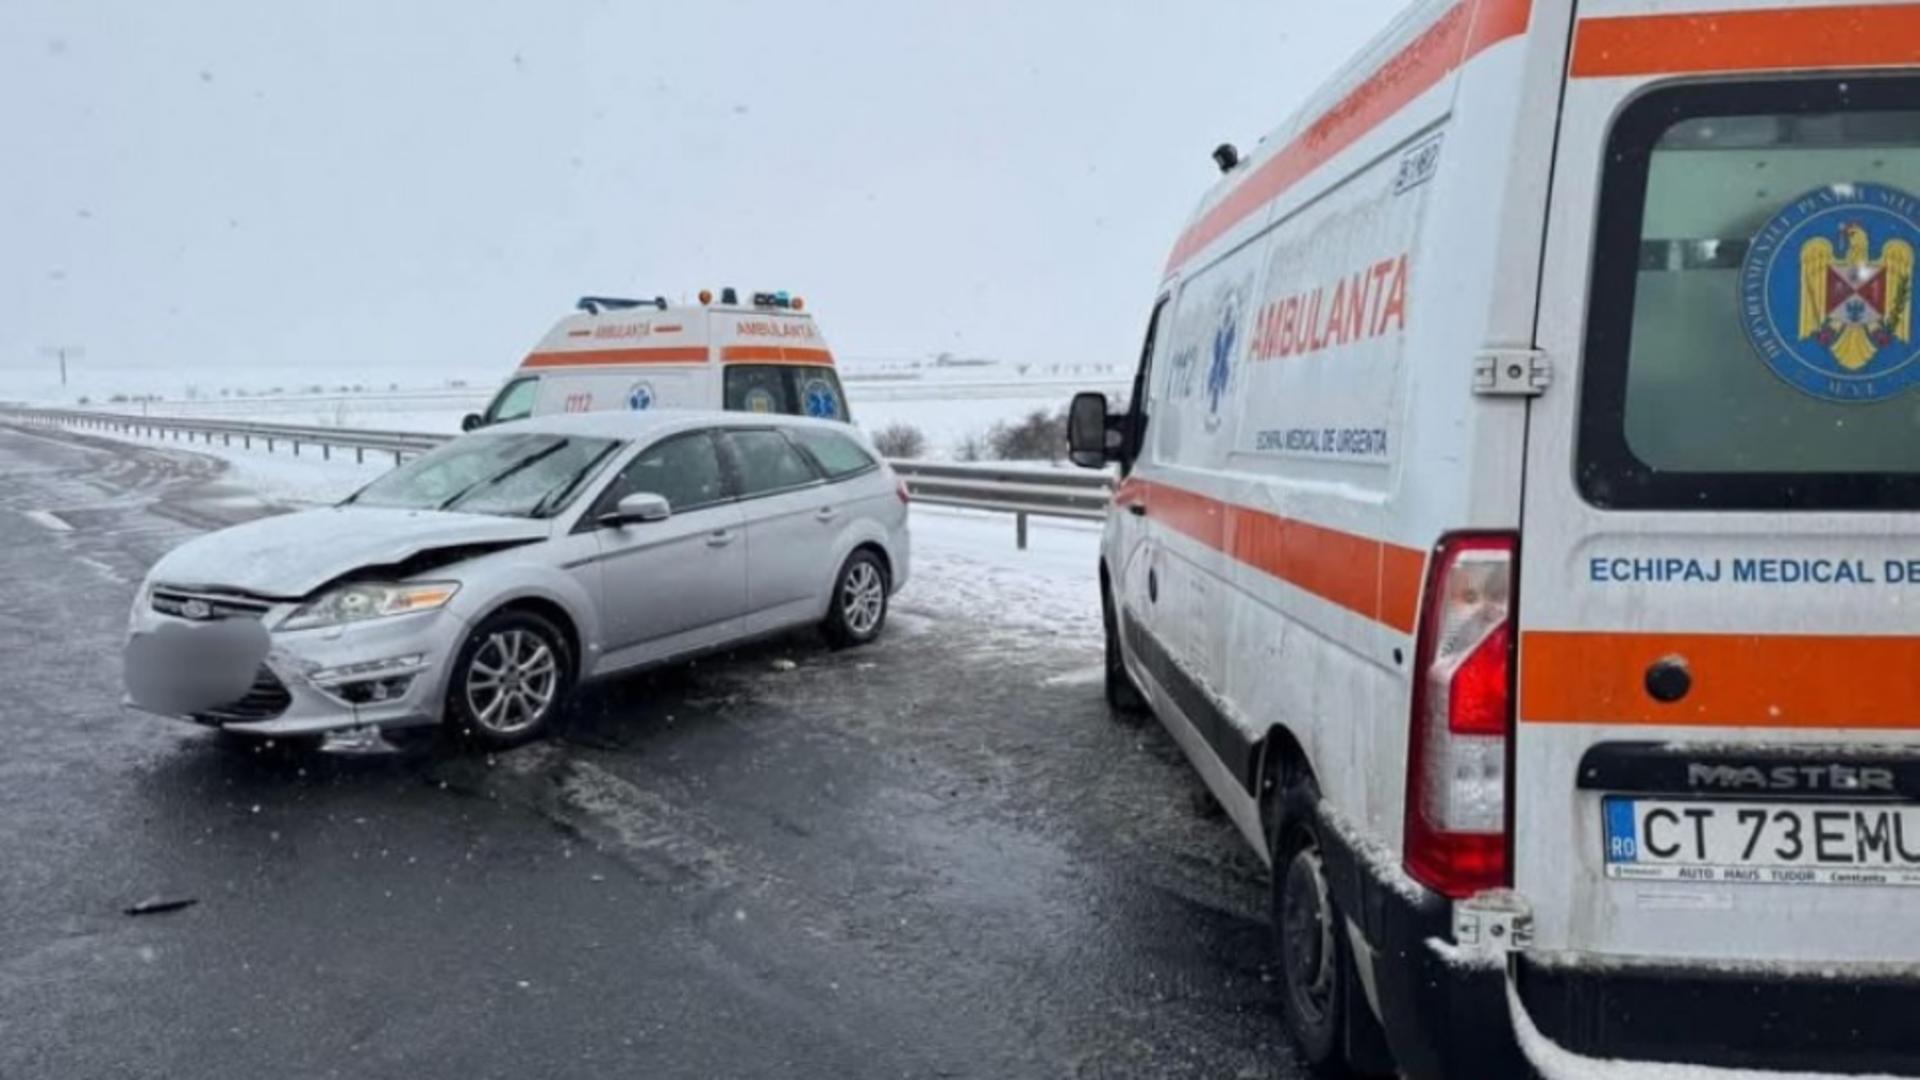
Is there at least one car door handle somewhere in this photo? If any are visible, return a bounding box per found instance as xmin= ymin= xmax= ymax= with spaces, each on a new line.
xmin=706 ymin=530 xmax=736 ymax=548
xmin=1127 ymin=504 xmax=1147 ymax=517
xmin=815 ymin=507 xmax=839 ymax=522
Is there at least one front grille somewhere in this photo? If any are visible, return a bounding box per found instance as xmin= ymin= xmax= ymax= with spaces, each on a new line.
xmin=151 ymin=585 xmax=274 ymax=622
xmin=194 ymin=666 xmax=293 ymax=723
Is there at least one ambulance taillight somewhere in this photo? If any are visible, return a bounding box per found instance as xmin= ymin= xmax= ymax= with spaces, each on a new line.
xmin=1403 ymin=534 xmax=1515 ymax=899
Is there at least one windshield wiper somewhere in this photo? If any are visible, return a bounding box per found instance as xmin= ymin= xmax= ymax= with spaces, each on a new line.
xmin=438 ymin=440 xmax=571 ymax=512
xmin=527 ymin=442 xmax=620 ymax=518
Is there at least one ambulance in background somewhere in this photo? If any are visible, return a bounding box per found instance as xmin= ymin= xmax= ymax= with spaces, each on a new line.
xmin=466 ymin=288 xmax=851 ymax=430
xmin=1069 ymin=0 xmax=1920 ymax=1076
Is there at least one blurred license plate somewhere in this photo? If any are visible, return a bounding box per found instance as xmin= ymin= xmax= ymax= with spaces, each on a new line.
xmin=1603 ymin=797 xmax=1920 ymax=887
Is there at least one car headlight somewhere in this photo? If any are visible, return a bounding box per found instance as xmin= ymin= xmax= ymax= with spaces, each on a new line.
xmin=279 ymin=582 xmax=460 ymax=631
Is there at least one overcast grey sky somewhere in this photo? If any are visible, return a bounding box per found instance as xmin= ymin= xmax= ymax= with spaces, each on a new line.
xmin=3 ymin=0 xmax=1405 ymax=399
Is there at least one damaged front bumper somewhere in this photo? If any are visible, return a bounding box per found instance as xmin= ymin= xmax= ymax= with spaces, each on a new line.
xmin=125 ymin=589 xmax=471 ymax=737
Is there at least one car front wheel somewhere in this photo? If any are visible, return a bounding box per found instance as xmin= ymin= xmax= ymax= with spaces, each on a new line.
xmin=445 ymin=609 xmax=573 ymax=750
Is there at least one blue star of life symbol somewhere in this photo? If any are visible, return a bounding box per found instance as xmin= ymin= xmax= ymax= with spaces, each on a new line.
xmin=627 ymin=383 xmax=654 ymax=411
xmin=803 ymin=381 xmax=838 ymax=419
xmin=1207 ymin=300 xmax=1237 ymax=417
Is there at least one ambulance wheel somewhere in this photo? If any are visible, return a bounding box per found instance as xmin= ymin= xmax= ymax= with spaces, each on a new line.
xmin=822 ymin=549 xmax=889 ymax=648
xmin=1272 ymin=776 xmax=1389 ymax=1076
xmin=1102 ymin=579 xmax=1147 ymax=716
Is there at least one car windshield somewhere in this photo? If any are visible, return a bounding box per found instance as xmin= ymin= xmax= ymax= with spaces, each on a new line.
xmin=347 ymin=433 xmax=618 ymax=517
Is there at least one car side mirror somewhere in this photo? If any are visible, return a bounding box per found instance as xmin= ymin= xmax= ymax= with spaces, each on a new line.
xmin=600 ymin=492 xmax=672 ymax=527
xmin=461 ymin=413 xmax=485 ymax=432
xmin=1067 ymin=391 xmax=1113 ymax=469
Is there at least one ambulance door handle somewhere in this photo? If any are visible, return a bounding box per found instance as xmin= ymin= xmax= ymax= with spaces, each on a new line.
xmin=1128 ymin=504 xmax=1147 ymax=517
xmin=706 ymin=529 xmax=736 ymax=548
xmin=814 ymin=506 xmax=839 ymax=522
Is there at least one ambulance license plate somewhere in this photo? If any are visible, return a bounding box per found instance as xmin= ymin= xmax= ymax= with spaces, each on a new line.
xmin=1602 ymin=797 xmax=1920 ymax=887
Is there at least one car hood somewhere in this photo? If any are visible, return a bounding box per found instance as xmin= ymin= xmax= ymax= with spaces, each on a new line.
xmin=146 ymin=506 xmax=553 ymax=598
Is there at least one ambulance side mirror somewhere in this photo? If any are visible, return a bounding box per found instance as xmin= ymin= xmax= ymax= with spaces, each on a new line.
xmin=1067 ymin=392 xmax=1114 ymax=469
xmin=461 ymin=413 xmax=485 ymax=432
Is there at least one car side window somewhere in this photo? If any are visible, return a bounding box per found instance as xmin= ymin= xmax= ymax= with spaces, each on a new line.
xmin=598 ymin=431 xmax=729 ymax=514
xmin=486 ymin=376 xmax=540 ymax=424
xmin=719 ymin=429 xmax=822 ymax=497
xmin=790 ymin=428 xmax=877 ymax=479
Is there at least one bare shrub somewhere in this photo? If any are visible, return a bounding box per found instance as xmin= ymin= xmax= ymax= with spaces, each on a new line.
xmin=870 ymin=422 xmax=927 ymax=459
xmin=988 ymin=407 xmax=1068 ymax=462
xmin=952 ymin=430 xmax=988 ymax=462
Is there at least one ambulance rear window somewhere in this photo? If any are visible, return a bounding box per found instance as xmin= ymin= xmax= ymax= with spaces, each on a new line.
xmin=723 ymin=365 xmax=850 ymax=422
xmin=1578 ymin=77 xmax=1920 ymax=510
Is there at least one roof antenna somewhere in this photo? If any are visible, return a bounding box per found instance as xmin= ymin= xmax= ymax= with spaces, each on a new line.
xmin=1212 ymin=143 xmax=1241 ymax=174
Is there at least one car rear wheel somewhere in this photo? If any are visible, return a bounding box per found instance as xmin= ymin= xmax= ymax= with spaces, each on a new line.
xmin=446 ymin=609 xmax=573 ymax=750
xmin=822 ymin=549 xmax=888 ymax=648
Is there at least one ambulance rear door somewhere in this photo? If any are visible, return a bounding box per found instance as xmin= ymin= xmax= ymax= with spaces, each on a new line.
xmin=1516 ymin=0 xmax=1920 ymax=981
xmin=710 ymin=309 xmax=849 ymax=421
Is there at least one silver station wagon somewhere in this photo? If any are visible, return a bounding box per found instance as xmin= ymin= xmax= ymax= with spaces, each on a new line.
xmin=123 ymin=410 xmax=910 ymax=749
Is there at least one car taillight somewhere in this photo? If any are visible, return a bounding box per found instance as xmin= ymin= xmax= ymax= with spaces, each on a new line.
xmin=1404 ymin=533 xmax=1515 ymax=899
xmin=896 ymin=477 xmax=911 ymax=505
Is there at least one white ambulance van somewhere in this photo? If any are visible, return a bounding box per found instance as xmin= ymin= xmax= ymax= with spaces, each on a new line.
xmin=466 ymin=289 xmax=851 ymax=430
xmin=1068 ymin=1 xmax=1920 ymax=1075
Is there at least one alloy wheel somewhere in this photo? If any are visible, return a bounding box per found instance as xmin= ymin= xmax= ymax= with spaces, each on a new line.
xmin=464 ymin=628 xmax=558 ymax=736
xmin=841 ymin=561 xmax=885 ymax=635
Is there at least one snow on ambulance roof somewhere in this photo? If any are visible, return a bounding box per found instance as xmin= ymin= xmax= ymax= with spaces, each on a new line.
xmin=519 ymin=293 xmax=833 ymax=371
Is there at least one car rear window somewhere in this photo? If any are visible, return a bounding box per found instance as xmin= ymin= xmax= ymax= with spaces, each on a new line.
xmin=720 ymin=429 xmax=822 ymax=496
xmin=723 ymin=365 xmax=850 ymax=422
xmin=1577 ymin=77 xmax=1920 ymax=510
xmin=791 ymin=428 xmax=876 ymax=479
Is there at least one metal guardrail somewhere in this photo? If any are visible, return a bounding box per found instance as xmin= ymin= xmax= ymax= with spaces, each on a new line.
xmin=4 ymin=407 xmax=452 ymax=465
xmin=887 ymin=460 xmax=1111 ymax=547
xmin=2 ymin=407 xmax=1116 ymax=547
